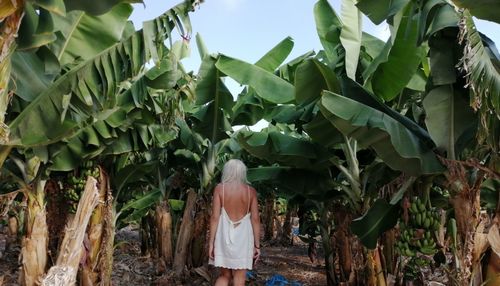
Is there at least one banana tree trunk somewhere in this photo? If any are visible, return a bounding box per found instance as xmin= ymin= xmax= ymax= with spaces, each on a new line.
xmin=263 ymin=194 xmax=275 ymax=241
xmin=0 ymin=1 xmax=23 ymax=144
xmin=81 ymin=167 xmax=115 ymax=286
xmin=279 ymin=204 xmax=294 ymax=245
xmin=366 ymin=248 xmax=386 ymax=286
xmin=450 ymin=185 xmax=481 ymax=283
xmin=173 ymin=189 xmax=197 ymax=276
xmin=141 ymin=212 xmax=156 ymax=256
xmin=190 ymin=196 xmax=209 ymax=268
xmin=381 ymin=229 xmax=396 ymax=275
xmin=334 ymin=208 xmax=353 ymax=283
xmin=485 ymin=251 xmax=500 ymax=286
xmin=42 ymin=177 xmax=100 ymax=286
xmin=319 ymin=204 xmax=336 ymax=286
xmin=45 ymin=180 xmax=68 ymax=262
xmin=20 ymin=179 xmax=48 ymax=286
xmin=155 ymin=200 xmax=173 ymax=266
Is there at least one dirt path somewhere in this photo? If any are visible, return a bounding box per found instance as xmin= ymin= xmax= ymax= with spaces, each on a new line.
xmin=0 ymin=226 xmax=326 ymax=285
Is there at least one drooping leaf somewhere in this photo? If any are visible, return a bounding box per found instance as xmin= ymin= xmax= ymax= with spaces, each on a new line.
xmin=295 ymin=58 xmax=340 ymax=106
xmin=215 ymin=55 xmax=295 ymax=104
xmin=50 ymin=3 xmax=133 ymax=66
xmin=356 ymin=0 xmax=410 ymax=25
xmin=351 ymin=199 xmax=400 ymax=249
xmin=313 ymin=0 xmax=342 ymax=63
xmin=254 ymin=36 xmax=294 ymax=72
xmin=423 ymin=85 xmax=476 ymax=158
xmin=451 ymin=0 xmax=500 ymax=24
xmin=370 ymin=5 xmax=427 ymax=101
xmin=237 ymin=129 xmax=331 ymax=169
xmin=10 ymin=51 xmax=54 ymax=102
xmin=340 ymin=0 xmax=362 ymax=79
xmin=459 ymin=11 xmax=500 ymax=150
xmin=319 ymin=91 xmax=444 ymax=175
xmin=63 ymin=0 xmax=143 ymax=16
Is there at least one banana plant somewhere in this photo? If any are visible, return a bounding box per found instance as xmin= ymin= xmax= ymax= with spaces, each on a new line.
xmin=0 ymin=0 xmax=142 ymax=145
xmin=1 ymin=1 xmax=197 ymax=285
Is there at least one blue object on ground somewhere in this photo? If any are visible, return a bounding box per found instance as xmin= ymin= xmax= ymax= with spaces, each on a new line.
xmin=265 ymin=274 xmax=303 ymax=286
xmin=265 ymin=274 xmax=288 ymax=286
xmin=246 ymin=270 xmax=256 ymax=280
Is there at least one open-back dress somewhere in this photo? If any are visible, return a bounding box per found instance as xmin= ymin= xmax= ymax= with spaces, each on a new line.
xmin=209 ymin=183 xmax=254 ymax=270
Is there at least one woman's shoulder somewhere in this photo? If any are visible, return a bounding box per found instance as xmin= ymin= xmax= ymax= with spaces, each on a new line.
xmin=245 ymin=184 xmax=257 ymax=195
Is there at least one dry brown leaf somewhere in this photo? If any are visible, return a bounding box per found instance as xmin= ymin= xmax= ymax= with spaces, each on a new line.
xmin=193 ymin=266 xmax=211 ymax=282
xmin=487 ymin=223 xmax=500 ymax=256
xmin=473 ymin=219 xmax=490 ymax=263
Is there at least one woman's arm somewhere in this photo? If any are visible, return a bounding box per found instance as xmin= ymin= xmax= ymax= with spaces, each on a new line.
xmin=209 ymin=184 xmax=222 ymax=259
xmin=249 ymin=187 xmax=261 ymax=248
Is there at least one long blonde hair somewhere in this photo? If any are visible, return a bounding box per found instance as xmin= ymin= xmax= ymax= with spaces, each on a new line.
xmin=221 ymin=159 xmax=247 ymax=184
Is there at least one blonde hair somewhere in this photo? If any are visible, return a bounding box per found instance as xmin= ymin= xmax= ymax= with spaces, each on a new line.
xmin=221 ymin=159 xmax=247 ymax=184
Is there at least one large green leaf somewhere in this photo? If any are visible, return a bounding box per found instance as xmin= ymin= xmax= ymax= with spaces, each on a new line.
xmin=63 ymin=0 xmax=143 ymax=16
xmin=247 ymin=166 xmax=336 ymax=199
xmin=50 ymin=3 xmax=133 ymax=66
xmin=231 ymin=88 xmax=266 ymax=126
xmin=314 ymin=0 xmax=343 ymax=65
xmin=254 ymin=37 xmax=294 ymax=72
xmin=295 ymin=58 xmax=340 ymax=106
xmin=356 ymin=0 xmax=410 ymax=25
xmin=303 ymin=112 xmax=344 ymax=148
xmin=423 ymin=85 xmax=476 ymax=159
xmin=319 ymin=91 xmax=444 ymax=175
xmin=370 ymin=5 xmax=427 ymax=101
xmin=340 ymin=0 xmax=362 ymax=80
xmin=230 ymin=37 xmax=295 ymax=126
xmin=341 ymin=76 xmax=435 ymax=148
xmin=351 ymin=199 xmax=399 ymax=249
xmin=429 ymin=35 xmax=458 ymax=85
xmin=237 ymin=129 xmax=331 ymax=169
xmin=10 ymin=51 xmax=54 ymax=102
xmin=215 ymin=55 xmax=294 ymax=104
xmin=451 ymin=0 xmax=500 ymax=24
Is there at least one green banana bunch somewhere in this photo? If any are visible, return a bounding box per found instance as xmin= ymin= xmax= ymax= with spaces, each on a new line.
xmin=397 ymin=196 xmax=442 ymax=256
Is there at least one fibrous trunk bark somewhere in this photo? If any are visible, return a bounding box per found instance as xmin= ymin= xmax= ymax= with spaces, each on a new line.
xmin=263 ymin=195 xmax=275 ymax=241
xmin=319 ymin=204 xmax=336 ymax=286
xmin=81 ymin=167 xmax=115 ymax=286
xmin=20 ymin=179 xmax=48 ymax=286
xmin=280 ymin=204 xmax=294 ymax=246
xmin=173 ymin=190 xmax=197 ymax=276
xmin=141 ymin=212 xmax=156 ymax=256
xmin=190 ymin=196 xmax=209 ymax=268
xmin=155 ymin=200 xmax=173 ymax=266
xmin=42 ymin=177 xmax=100 ymax=286
xmin=334 ymin=207 xmax=353 ymax=283
xmin=0 ymin=1 xmax=23 ymax=144
xmin=45 ymin=180 xmax=69 ymax=263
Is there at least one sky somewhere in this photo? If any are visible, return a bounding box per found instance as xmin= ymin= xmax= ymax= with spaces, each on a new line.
xmin=130 ymin=0 xmax=500 ymax=74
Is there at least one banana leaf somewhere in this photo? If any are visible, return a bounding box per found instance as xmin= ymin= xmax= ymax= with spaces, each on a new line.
xmin=319 ymin=90 xmax=444 ymax=175
xmin=351 ymin=199 xmax=400 ymax=249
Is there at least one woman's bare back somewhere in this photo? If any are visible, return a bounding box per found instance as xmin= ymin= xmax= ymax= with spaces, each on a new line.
xmin=218 ymin=182 xmax=253 ymax=222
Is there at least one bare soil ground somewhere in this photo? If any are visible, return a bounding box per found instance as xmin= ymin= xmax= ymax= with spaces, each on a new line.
xmin=0 ymin=226 xmax=326 ymax=285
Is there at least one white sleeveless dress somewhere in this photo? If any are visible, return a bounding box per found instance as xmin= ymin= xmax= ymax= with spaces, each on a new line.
xmin=209 ymin=184 xmax=254 ymax=270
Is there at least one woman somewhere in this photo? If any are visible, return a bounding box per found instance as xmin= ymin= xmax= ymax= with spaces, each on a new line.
xmin=209 ymin=159 xmax=261 ymax=286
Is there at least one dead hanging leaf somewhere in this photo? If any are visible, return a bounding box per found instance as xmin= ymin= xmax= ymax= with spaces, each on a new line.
xmin=473 ymin=219 xmax=489 ymax=263
xmin=193 ymin=266 xmax=211 ymax=282
xmin=487 ymin=223 xmax=500 ymax=256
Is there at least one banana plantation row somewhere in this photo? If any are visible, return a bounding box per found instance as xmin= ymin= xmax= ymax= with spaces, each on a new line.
xmin=0 ymin=0 xmax=499 ymax=285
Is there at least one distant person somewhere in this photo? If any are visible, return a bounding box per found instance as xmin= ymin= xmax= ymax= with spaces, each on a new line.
xmin=209 ymin=159 xmax=261 ymax=286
